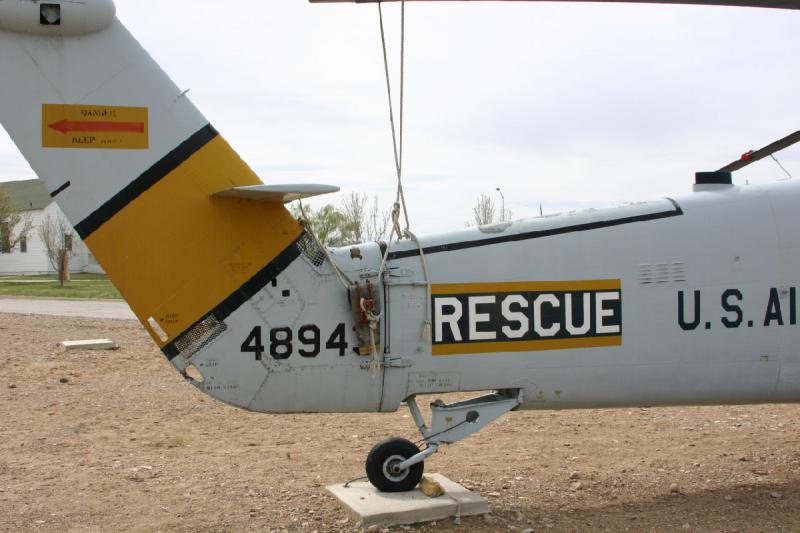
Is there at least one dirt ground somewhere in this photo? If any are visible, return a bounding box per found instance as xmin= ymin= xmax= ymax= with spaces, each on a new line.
xmin=2 ymin=313 xmax=800 ymax=532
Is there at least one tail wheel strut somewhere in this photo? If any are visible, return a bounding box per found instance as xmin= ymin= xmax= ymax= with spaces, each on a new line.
xmin=364 ymin=390 xmax=522 ymax=492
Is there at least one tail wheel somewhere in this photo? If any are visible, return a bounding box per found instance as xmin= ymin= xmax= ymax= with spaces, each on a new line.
xmin=365 ymin=437 xmax=424 ymax=492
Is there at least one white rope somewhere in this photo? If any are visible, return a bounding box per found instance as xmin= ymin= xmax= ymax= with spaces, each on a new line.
xmin=377 ymin=2 xmax=411 ymax=235
xmin=297 ymin=199 xmax=352 ymax=290
xmin=375 ymin=1 xmax=433 ymax=342
xmin=404 ymin=229 xmax=432 ymax=341
xmin=376 ymin=0 xmax=407 ymax=281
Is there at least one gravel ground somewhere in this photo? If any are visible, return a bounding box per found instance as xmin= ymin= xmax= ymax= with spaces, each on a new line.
xmin=1 ymin=313 xmax=799 ymax=532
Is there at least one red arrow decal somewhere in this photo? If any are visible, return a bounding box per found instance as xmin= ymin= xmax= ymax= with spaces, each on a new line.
xmin=48 ymin=119 xmax=145 ymax=134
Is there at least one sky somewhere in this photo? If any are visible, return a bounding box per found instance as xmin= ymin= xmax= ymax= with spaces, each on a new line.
xmin=0 ymin=0 xmax=798 ymax=235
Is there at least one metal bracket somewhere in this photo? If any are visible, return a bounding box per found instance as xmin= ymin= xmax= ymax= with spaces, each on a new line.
xmin=424 ymin=390 xmax=521 ymax=444
xmin=384 ymin=267 xmax=426 ymax=286
xmin=395 ymin=390 xmax=522 ymax=471
xmin=383 ymin=357 xmax=413 ymax=368
xmin=383 ymin=280 xmax=429 ymax=287
xmin=359 ymin=269 xmax=380 ymax=279
xmin=386 ymin=267 xmax=415 ymax=278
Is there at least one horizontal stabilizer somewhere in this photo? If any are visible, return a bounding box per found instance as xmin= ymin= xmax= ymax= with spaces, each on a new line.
xmin=212 ymin=184 xmax=340 ymax=203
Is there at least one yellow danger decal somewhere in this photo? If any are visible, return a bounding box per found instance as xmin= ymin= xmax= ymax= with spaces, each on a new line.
xmin=431 ymin=279 xmax=622 ymax=356
xmin=42 ymin=104 xmax=148 ymax=150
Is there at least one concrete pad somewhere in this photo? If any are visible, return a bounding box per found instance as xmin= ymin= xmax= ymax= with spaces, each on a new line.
xmin=327 ymin=473 xmax=489 ymax=528
xmin=60 ymin=339 xmax=119 ymax=351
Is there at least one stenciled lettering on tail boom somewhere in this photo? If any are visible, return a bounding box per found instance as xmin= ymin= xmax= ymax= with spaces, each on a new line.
xmin=42 ymin=103 xmax=149 ymax=150
xmin=431 ymin=280 xmax=622 ymax=355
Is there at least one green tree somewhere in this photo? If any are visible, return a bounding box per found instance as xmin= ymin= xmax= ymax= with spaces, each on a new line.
xmin=291 ymin=192 xmax=390 ymax=247
xmin=291 ymin=203 xmax=356 ymax=247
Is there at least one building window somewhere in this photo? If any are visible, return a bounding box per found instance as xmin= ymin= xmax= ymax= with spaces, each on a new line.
xmin=20 ymin=235 xmax=27 ymax=253
xmin=64 ymin=233 xmax=73 ymax=252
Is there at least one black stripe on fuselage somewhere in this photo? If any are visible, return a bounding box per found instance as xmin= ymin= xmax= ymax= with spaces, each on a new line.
xmin=387 ymin=198 xmax=684 ymax=260
xmin=74 ymin=125 xmax=218 ymax=239
xmin=161 ymin=233 xmax=304 ymax=361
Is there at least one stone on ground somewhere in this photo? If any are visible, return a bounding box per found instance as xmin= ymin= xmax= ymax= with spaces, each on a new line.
xmin=59 ymin=339 xmax=119 ymax=351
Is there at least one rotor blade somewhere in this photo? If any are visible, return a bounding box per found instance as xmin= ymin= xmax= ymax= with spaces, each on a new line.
xmin=718 ymin=131 xmax=800 ymax=173
xmin=310 ymin=0 xmax=800 ymax=10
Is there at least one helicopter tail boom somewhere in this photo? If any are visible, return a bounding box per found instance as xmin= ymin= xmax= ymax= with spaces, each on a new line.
xmin=0 ymin=7 xmax=303 ymax=353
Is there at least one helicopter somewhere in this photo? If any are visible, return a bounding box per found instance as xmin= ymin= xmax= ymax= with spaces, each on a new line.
xmin=0 ymin=0 xmax=798 ymax=492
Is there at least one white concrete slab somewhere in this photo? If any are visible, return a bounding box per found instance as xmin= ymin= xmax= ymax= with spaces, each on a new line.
xmin=60 ymin=339 xmax=119 ymax=351
xmin=327 ymin=473 xmax=489 ymax=528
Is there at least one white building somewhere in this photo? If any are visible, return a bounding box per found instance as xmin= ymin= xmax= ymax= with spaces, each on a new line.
xmin=0 ymin=179 xmax=101 ymax=275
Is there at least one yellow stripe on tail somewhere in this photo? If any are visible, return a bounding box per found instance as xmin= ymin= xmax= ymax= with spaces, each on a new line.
xmin=85 ymin=132 xmax=302 ymax=346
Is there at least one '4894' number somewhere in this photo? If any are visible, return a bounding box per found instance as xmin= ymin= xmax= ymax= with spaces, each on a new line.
xmin=241 ymin=323 xmax=348 ymax=360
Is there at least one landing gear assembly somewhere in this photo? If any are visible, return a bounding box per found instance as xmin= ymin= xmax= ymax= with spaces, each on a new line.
xmin=364 ymin=390 xmax=522 ymax=492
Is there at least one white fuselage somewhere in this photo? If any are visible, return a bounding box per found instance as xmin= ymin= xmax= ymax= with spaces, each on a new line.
xmin=180 ymin=179 xmax=800 ymax=413
xmin=382 ymin=180 xmax=800 ymax=411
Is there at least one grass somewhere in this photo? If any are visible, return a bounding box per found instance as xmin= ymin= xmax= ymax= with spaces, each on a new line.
xmin=0 ymin=273 xmax=122 ymax=299
xmin=0 ymin=272 xmax=109 ymax=281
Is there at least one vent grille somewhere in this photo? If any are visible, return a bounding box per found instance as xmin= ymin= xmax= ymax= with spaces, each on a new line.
xmin=670 ymin=261 xmax=687 ymax=282
xmin=297 ymin=232 xmax=325 ymax=268
xmin=176 ymin=314 xmax=227 ymax=359
xmin=639 ymin=262 xmax=686 ymax=285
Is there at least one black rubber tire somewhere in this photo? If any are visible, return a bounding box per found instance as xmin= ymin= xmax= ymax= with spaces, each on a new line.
xmin=365 ymin=437 xmax=424 ymax=492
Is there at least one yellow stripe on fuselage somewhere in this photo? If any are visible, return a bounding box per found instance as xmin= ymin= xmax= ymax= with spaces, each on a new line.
xmin=85 ymin=135 xmax=302 ymax=346
xmin=431 ymin=279 xmax=621 ymax=295
xmin=432 ymin=335 xmax=622 ymax=356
